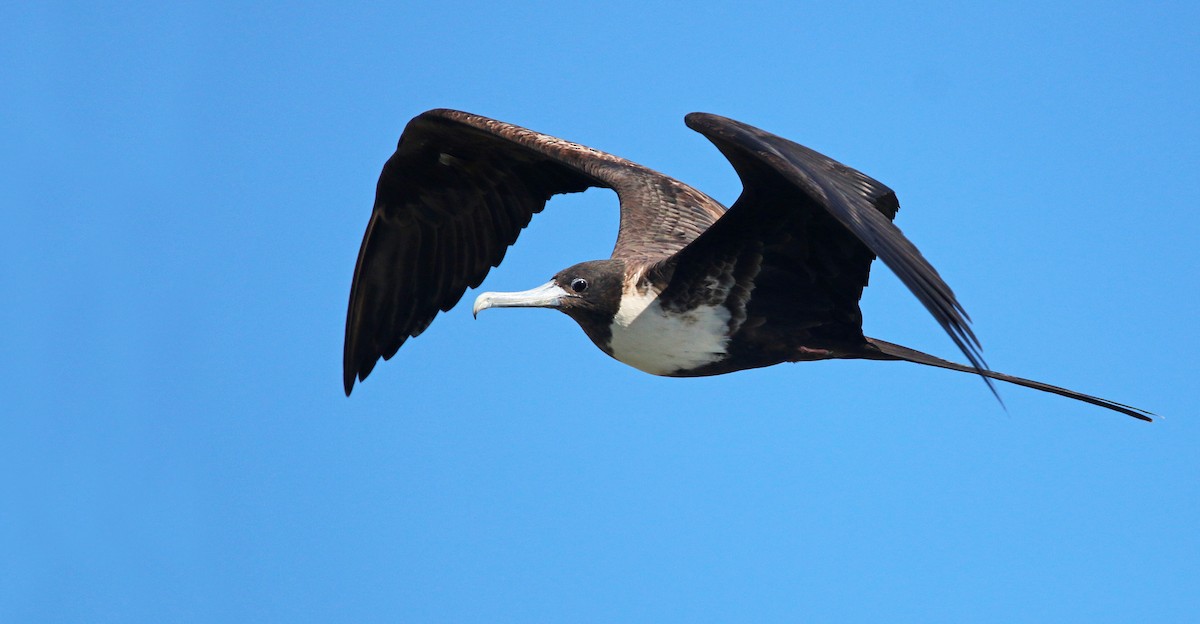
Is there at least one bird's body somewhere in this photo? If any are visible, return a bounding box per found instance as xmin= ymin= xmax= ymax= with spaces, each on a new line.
xmin=344 ymin=109 xmax=1151 ymax=421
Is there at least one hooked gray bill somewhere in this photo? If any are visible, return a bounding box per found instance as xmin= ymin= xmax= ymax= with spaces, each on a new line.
xmin=472 ymin=281 xmax=569 ymax=318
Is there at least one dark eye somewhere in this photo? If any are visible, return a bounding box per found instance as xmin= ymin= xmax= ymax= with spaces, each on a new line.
xmin=570 ymin=278 xmax=588 ymax=293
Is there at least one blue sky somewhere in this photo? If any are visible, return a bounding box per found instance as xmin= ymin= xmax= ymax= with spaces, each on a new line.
xmin=3 ymin=1 xmax=1197 ymax=622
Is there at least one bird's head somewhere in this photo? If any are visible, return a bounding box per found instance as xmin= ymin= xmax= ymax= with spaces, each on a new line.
xmin=472 ymin=259 xmax=625 ymax=326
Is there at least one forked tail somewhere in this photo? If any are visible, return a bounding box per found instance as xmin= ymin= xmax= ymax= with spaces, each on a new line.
xmin=865 ymin=338 xmax=1153 ymax=422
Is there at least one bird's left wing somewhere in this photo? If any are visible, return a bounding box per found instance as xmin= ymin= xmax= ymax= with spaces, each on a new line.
xmin=344 ymin=109 xmax=722 ymax=394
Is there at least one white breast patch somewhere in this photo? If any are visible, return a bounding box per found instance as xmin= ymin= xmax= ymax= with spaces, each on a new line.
xmin=607 ymin=288 xmax=731 ymax=375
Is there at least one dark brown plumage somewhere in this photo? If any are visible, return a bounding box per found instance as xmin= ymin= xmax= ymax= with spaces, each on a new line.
xmin=343 ymin=109 xmax=1152 ymax=421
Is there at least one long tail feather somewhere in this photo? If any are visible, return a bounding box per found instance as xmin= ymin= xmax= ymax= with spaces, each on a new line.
xmin=865 ymin=338 xmax=1153 ymax=422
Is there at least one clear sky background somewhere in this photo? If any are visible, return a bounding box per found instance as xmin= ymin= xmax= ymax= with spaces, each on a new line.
xmin=3 ymin=2 xmax=1197 ymax=622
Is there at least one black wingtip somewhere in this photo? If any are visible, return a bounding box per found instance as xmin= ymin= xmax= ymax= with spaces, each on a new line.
xmin=683 ymin=112 xmax=732 ymax=136
xmin=684 ymin=112 xmax=771 ymax=142
xmin=342 ymin=350 xmax=362 ymax=397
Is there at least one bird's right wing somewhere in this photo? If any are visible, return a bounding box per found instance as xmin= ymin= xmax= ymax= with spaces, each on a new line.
xmin=344 ymin=109 xmax=723 ymax=394
xmin=660 ymin=113 xmax=993 ymax=390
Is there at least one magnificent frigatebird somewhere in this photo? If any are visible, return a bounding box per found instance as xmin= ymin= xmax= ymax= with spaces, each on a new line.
xmin=343 ymin=109 xmax=1151 ymax=421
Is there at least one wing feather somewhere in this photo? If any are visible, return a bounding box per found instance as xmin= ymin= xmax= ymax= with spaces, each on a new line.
xmin=344 ymin=109 xmax=724 ymax=393
xmin=675 ymin=113 xmax=994 ymax=390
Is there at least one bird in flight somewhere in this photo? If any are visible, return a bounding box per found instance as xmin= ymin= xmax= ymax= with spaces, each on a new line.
xmin=343 ymin=109 xmax=1151 ymax=421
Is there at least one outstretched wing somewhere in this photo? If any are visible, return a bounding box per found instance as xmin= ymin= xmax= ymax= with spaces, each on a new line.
xmin=344 ymin=109 xmax=724 ymax=394
xmin=662 ymin=113 xmax=992 ymax=386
